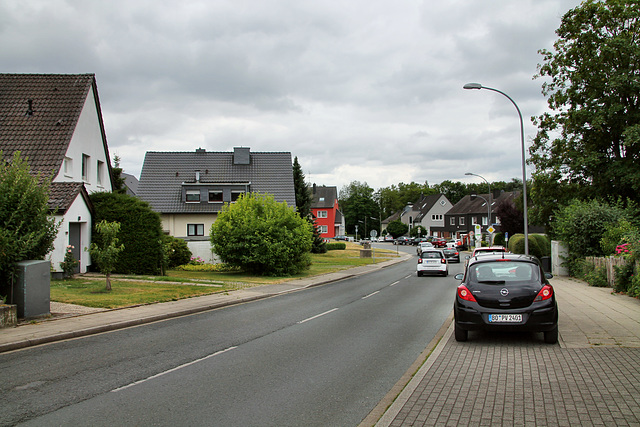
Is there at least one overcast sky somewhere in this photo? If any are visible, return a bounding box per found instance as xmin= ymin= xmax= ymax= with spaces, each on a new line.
xmin=1 ymin=0 xmax=581 ymax=191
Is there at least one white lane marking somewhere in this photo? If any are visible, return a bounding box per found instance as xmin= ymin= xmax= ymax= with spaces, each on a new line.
xmin=362 ymin=291 xmax=380 ymax=299
xmin=111 ymin=346 xmax=237 ymax=392
xmin=390 ymin=280 xmax=400 ymax=287
xmin=297 ymin=308 xmax=339 ymax=324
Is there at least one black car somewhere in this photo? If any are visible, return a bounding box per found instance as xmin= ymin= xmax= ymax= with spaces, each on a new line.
xmin=442 ymin=248 xmax=460 ymax=263
xmin=453 ymin=253 xmax=558 ymax=344
xmin=394 ymin=236 xmax=410 ymax=245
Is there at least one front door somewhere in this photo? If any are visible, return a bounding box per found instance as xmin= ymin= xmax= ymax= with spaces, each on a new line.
xmin=68 ymin=223 xmax=82 ymax=274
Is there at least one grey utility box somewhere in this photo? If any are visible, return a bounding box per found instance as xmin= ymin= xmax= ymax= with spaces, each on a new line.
xmin=14 ymin=260 xmax=51 ymax=318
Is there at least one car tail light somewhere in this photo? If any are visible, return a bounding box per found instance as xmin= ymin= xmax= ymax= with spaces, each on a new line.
xmin=418 ymin=258 xmax=423 ymax=264
xmin=441 ymin=258 xmax=446 ymax=264
xmin=457 ymin=285 xmax=476 ymax=302
xmin=534 ymin=284 xmax=554 ymax=302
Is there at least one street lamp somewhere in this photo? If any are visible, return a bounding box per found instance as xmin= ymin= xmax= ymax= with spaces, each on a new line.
xmin=465 ymin=172 xmax=492 ymax=244
xmin=464 ymin=83 xmax=529 ymax=255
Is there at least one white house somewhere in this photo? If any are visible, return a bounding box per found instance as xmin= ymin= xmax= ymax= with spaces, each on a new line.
xmin=0 ymin=74 xmax=114 ymax=275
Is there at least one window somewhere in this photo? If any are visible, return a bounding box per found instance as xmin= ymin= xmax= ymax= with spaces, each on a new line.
xmin=97 ymin=160 xmax=104 ymax=186
xmin=432 ymin=214 xmax=443 ymax=221
xmin=319 ymin=225 xmax=328 ymax=234
xmin=231 ymin=191 xmax=244 ymax=202
xmin=63 ymin=157 xmax=73 ymax=177
xmin=450 ymin=217 xmax=455 ymax=225
xmin=209 ymin=191 xmax=223 ymax=202
xmin=459 ymin=217 xmax=465 ymax=226
xmin=317 ymin=210 xmax=328 ymax=218
xmin=187 ymin=224 xmax=204 ymax=236
xmin=482 ymin=215 xmax=488 ymax=226
xmin=82 ymin=154 xmax=90 ymax=181
xmin=186 ymin=190 xmax=200 ymax=202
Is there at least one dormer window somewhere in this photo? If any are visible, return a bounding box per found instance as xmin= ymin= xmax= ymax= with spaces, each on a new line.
xmin=186 ymin=190 xmax=200 ymax=202
xmin=231 ymin=191 xmax=245 ymax=202
xmin=209 ymin=191 xmax=223 ymax=202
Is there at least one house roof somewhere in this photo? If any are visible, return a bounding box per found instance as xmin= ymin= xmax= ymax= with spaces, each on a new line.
xmin=0 ymin=74 xmax=109 ymax=179
xmin=311 ymin=185 xmax=338 ymax=209
xmin=48 ymin=182 xmax=93 ymax=214
xmin=447 ymin=191 xmax=520 ymax=215
xmin=137 ymin=148 xmax=296 ymax=213
xmin=414 ymin=194 xmax=448 ymax=222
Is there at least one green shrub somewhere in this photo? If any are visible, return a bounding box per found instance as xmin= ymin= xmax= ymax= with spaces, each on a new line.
xmin=614 ymin=262 xmax=634 ymax=293
xmin=508 ymin=233 xmax=548 ymax=259
xmin=326 ymin=242 xmax=346 ymax=251
xmin=493 ymin=233 xmax=505 ymax=247
xmin=210 ymin=193 xmax=313 ymax=275
xmin=165 ymin=236 xmax=192 ymax=268
xmin=582 ymin=263 xmax=609 ymax=288
xmin=90 ymin=192 xmax=165 ymax=275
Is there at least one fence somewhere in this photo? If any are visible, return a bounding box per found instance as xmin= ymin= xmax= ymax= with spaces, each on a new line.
xmin=585 ymin=256 xmax=628 ymax=287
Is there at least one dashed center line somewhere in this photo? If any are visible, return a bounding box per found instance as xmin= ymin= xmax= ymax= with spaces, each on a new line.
xmin=298 ymin=308 xmax=339 ymax=324
xmin=111 ymin=346 xmax=237 ymax=392
xmin=362 ymin=291 xmax=380 ymax=299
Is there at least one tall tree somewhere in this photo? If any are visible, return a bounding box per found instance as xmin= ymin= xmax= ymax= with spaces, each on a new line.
xmin=339 ymin=181 xmax=379 ymax=236
xmin=531 ymin=0 xmax=640 ymax=217
xmin=292 ymin=157 xmax=312 ymax=219
xmin=111 ymin=155 xmax=127 ymax=194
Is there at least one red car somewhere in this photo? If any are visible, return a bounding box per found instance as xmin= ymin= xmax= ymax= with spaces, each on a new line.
xmin=431 ymin=238 xmax=447 ymax=248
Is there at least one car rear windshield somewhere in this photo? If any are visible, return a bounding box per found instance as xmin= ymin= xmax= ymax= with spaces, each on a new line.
xmin=468 ymin=261 xmax=540 ymax=284
xmin=421 ymin=251 xmax=442 ymax=259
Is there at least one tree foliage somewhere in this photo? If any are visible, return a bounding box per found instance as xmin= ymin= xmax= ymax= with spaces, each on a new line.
xmin=531 ymin=0 xmax=640 ymax=217
xmin=494 ymin=197 xmax=524 ymax=238
xmin=90 ymin=192 xmax=165 ymax=275
xmin=386 ymin=220 xmax=409 ymax=238
xmin=210 ymin=193 xmax=313 ymax=275
xmin=377 ymin=181 xmax=433 ymax=219
xmin=339 ymin=181 xmax=379 ymax=236
xmin=0 ymin=151 xmax=59 ymax=296
xmin=89 ymin=220 xmax=125 ymax=291
xmin=551 ymin=199 xmax=625 ymax=274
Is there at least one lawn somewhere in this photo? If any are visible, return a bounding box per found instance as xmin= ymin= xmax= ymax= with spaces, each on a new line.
xmin=51 ymin=243 xmax=401 ymax=309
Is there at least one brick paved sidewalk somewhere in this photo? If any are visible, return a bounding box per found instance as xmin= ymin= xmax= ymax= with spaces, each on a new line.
xmin=373 ymin=277 xmax=640 ymax=426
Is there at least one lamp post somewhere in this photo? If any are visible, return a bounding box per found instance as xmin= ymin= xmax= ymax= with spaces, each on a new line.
xmin=464 ymin=83 xmax=529 ymax=255
xmin=465 ymin=172 xmax=492 ymax=244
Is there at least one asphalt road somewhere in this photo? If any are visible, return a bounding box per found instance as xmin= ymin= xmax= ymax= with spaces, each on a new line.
xmin=2 ymin=244 xmax=464 ymax=426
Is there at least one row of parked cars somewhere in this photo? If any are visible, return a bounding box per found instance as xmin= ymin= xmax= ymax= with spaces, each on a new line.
xmin=415 ymin=245 xmax=559 ymax=344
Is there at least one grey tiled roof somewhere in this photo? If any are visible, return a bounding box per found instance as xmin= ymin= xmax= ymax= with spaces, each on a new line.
xmin=448 ymin=191 xmax=520 ymax=214
xmin=48 ymin=182 xmax=92 ymax=214
xmin=311 ymin=185 xmax=338 ymax=209
xmin=0 ymin=74 xmax=101 ymax=177
xmin=137 ymin=149 xmax=296 ymax=213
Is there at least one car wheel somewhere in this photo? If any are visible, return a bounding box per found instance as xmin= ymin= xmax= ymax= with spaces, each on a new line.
xmin=417 ymin=271 xmax=422 ymax=277
xmin=442 ymin=270 xmax=448 ymax=277
xmin=544 ymin=325 xmax=558 ymax=344
xmin=454 ymin=323 xmax=468 ymax=342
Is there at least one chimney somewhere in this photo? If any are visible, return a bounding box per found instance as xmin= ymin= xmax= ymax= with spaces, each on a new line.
xmin=196 ymin=147 xmax=206 ymax=154
xmin=313 ymin=183 xmax=317 ymax=194
xmin=233 ymin=147 xmax=251 ymax=165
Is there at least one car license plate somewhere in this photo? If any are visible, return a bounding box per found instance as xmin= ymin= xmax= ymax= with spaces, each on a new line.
xmin=489 ymin=314 xmax=522 ymax=323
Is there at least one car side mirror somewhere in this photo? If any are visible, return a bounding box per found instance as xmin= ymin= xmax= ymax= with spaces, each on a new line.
xmin=545 ymin=272 xmax=554 ymax=279
xmin=455 ymin=273 xmax=464 ymax=281
xmin=465 ymin=255 xmax=470 ymax=260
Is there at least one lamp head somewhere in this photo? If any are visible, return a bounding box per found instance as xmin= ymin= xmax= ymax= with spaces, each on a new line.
xmin=463 ymin=83 xmax=482 ymax=90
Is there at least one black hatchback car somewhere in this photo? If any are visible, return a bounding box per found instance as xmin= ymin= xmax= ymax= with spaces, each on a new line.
xmin=453 ymin=253 xmax=558 ymax=344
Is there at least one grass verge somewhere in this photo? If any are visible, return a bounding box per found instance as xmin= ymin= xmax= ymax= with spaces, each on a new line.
xmin=52 ymin=243 xmax=401 ymax=308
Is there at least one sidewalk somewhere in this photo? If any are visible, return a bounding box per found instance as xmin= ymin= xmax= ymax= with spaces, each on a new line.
xmin=368 ymin=276 xmax=640 ymax=426
xmin=0 ymin=255 xmax=409 ymax=353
